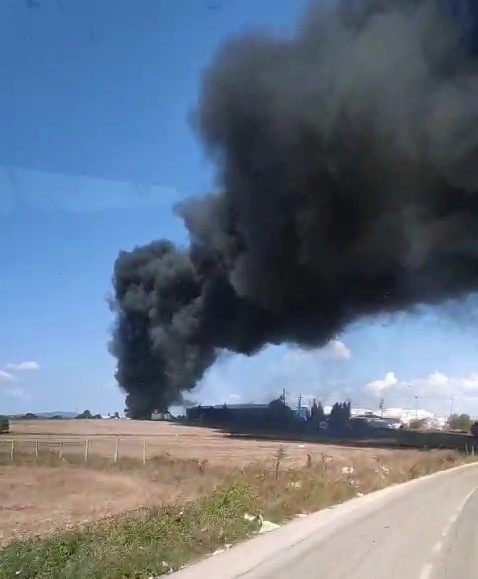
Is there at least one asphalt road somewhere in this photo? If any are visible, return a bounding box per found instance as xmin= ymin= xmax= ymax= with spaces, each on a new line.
xmin=172 ymin=463 xmax=478 ymax=579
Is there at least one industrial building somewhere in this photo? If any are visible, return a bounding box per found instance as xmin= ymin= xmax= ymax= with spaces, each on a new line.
xmin=186 ymin=403 xmax=269 ymax=425
xmin=184 ymin=400 xmax=448 ymax=431
xmin=186 ymin=402 xmax=310 ymax=425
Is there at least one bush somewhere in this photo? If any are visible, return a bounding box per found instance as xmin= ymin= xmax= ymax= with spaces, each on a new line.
xmin=471 ymin=421 xmax=478 ymax=438
xmin=408 ymin=418 xmax=427 ymax=430
xmin=21 ymin=413 xmax=38 ymax=420
xmin=0 ymin=415 xmax=9 ymax=434
xmin=447 ymin=413 xmax=472 ymax=432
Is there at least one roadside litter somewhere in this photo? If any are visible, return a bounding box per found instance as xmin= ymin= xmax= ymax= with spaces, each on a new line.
xmin=244 ymin=513 xmax=280 ymax=534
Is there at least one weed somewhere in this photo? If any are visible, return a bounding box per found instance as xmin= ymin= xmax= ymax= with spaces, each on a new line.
xmin=274 ymin=446 xmax=286 ymax=480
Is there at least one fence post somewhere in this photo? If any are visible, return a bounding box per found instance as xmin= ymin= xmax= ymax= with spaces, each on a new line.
xmin=10 ymin=440 xmax=15 ymax=462
xmin=84 ymin=439 xmax=90 ymax=462
xmin=114 ymin=437 xmax=120 ymax=463
xmin=59 ymin=440 xmax=63 ymax=460
xmin=143 ymin=439 xmax=147 ymax=465
xmin=35 ymin=439 xmax=39 ymax=459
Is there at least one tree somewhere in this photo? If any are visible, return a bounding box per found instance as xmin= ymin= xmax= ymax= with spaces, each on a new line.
xmin=75 ymin=409 xmax=92 ymax=419
xmin=328 ymin=401 xmax=351 ymax=432
xmin=0 ymin=415 xmax=9 ymax=434
xmin=266 ymin=397 xmax=297 ymax=429
xmin=447 ymin=413 xmax=472 ymax=432
xmin=310 ymin=399 xmax=325 ymax=426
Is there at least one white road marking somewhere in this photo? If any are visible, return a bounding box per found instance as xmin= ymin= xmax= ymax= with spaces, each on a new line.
xmin=432 ymin=541 xmax=442 ymax=554
xmin=419 ymin=562 xmax=434 ymax=579
xmin=424 ymin=487 xmax=477 ymax=578
xmin=437 ymin=489 xmax=476 ymax=542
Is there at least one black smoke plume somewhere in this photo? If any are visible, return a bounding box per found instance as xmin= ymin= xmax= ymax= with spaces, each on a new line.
xmin=110 ymin=0 xmax=478 ymax=418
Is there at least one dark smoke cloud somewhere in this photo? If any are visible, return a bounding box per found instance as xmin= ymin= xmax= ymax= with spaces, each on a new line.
xmin=110 ymin=0 xmax=478 ymax=418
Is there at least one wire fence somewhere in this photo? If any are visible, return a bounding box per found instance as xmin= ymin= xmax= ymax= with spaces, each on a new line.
xmin=0 ymin=437 xmax=150 ymax=464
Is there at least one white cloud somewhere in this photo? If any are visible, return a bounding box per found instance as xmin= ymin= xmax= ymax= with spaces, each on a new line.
xmin=284 ymin=350 xmax=310 ymax=364
xmin=366 ymin=371 xmax=452 ymax=399
xmin=327 ymin=339 xmax=351 ymax=360
xmin=412 ymin=371 xmax=450 ymax=394
xmin=226 ymin=393 xmax=241 ymax=404
xmin=3 ymin=387 xmax=30 ymax=400
xmin=365 ymin=370 xmax=478 ymax=417
xmin=366 ymin=372 xmax=398 ymax=396
xmin=0 ymin=370 xmax=14 ymax=383
xmin=461 ymin=375 xmax=478 ymax=393
xmin=284 ymin=339 xmax=351 ymax=364
xmin=6 ymin=361 xmax=39 ymax=371
xmin=429 ymin=372 xmax=449 ymax=388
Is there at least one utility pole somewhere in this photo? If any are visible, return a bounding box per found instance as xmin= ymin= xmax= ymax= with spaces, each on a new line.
xmin=414 ymin=395 xmax=418 ymax=419
xmin=449 ymin=396 xmax=454 ymax=418
xmin=379 ymin=398 xmax=384 ymax=418
xmin=298 ymin=393 xmax=302 ymax=410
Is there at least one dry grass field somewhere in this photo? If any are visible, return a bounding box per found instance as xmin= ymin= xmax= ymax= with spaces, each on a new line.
xmin=6 ymin=418 xmax=393 ymax=466
xmin=0 ymin=466 xmax=164 ymax=545
xmin=0 ymin=419 xmax=468 ymax=551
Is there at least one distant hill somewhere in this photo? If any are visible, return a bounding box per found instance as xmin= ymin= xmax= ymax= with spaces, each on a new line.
xmin=9 ymin=411 xmax=77 ymax=419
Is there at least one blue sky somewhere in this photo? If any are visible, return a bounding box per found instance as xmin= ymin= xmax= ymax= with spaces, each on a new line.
xmin=1 ymin=0 xmax=478 ymax=417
